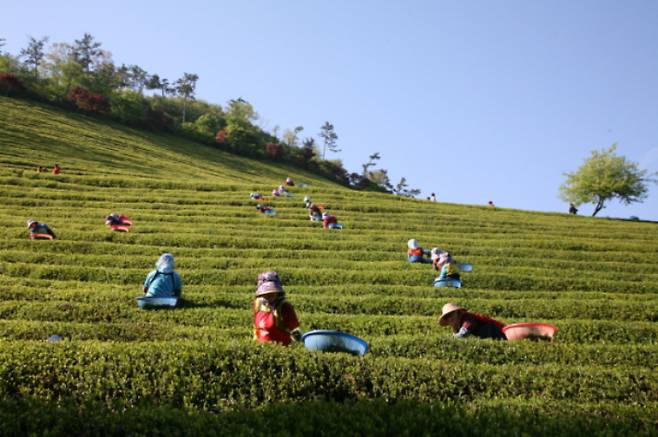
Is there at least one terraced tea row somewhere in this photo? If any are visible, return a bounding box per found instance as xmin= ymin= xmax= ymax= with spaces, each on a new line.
xmin=1 ymin=96 xmax=656 ymax=433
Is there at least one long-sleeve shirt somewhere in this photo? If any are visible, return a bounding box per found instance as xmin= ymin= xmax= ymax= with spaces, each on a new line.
xmin=30 ymin=223 xmax=56 ymax=239
xmin=143 ymin=270 xmax=182 ymax=298
xmin=454 ymin=312 xmax=506 ymax=340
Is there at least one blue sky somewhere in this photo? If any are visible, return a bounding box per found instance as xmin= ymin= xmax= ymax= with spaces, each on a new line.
xmin=3 ymin=0 xmax=657 ymax=219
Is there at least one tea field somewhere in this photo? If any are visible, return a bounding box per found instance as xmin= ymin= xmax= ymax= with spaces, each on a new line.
xmin=0 ymin=96 xmax=656 ymax=435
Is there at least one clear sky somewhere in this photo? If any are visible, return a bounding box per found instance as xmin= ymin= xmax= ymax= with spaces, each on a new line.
xmin=3 ymin=0 xmax=657 ymax=220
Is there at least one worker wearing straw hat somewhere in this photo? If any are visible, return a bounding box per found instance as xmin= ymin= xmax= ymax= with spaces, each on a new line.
xmin=26 ymin=218 xmax=56 ymax=240
xmin=438 ymin=303 xmax=507 ymax=340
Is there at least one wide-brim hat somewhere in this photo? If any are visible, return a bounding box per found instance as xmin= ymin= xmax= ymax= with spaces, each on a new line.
xmin=438 ymin=303 xmax=464 ymax=326
xmin=256 ymin=281 xmax=284 ymax=296
xmin=408 ymin=239 xmax=419 ymax=249
xmin=26 ymin=219 xmax=37 ymax=228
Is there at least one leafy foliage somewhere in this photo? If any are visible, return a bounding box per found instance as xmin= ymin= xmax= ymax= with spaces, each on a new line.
xmin=19 ymin=36 xmax=49 ymax=76
xmin=319 ymin=121 xmax=339 ymax=159
xmin=265 ymin=142 xmax=285 ymax=160
xmin=67 ymin=85 xmax=110 ymax=113
xmin=0 ymin=34 xmax=425 ymax=193
xmin=560 ymin=144 xmax=657 ymax=216
xmin=0 ymin=72 xmax=25 ymax=95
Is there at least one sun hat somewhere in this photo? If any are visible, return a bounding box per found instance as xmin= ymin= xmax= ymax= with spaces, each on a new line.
xmin=257 ymin=271 xmax=281 ymax=287
xmin=26 ymin=218 xmax=37 ymax=228
xmin=439 ymin=252 xmax=452 ymax=263
xmin=407 ymin=239 xmax=419 ymax=249
xmin=256 ymin=280 xmax=284 ymax=297
xmin=438 ymin=303 xmax=464 ymax=326
xmin=430 ymin=247 xmax=444 ymax=259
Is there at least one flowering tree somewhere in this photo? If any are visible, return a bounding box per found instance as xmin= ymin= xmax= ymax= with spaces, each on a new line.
xmin=67 ymin=85 xmax=110 ymax=113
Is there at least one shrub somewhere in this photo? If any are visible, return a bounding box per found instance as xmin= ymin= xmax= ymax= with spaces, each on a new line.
xmin=109 ymin=90 xmax=146 ymax=125
xmin=144 ymin=106 xmax=174 ymax=131
xmin=67 ymin=85 xmax=110 ymax=114
xmin=0 ymin=73 xmax=26 ymax=96
xmin=265 ymin=142 xmax=284 ymax=160
xmin=215 ymin=129 xmax=227 ymax=145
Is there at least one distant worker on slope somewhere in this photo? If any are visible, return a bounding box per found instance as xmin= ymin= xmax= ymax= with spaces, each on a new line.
xmin=438 ymin=303 xmax=556 ymax=341
xmin=569 ymin=203 xmax=578 ymax=215
xmin=308 ymin=203 xmax=323 ymax=221
xmin=272 ymin=185 xmax=289 ymax=197
xmin=253 ymin=271 xmax=302 ymax=346
xmin=27 ymin=218 xmax=56 ymax=240
xmin=256 ymin=203 xmax=276 ymax=215
xmin=322 ymin=212 xmax=342 ymax=229
xmin=105 ymin=212 xmax=133 ymax=231
xmin=143 ymin=253 xmax=182 ymax=298
xmin=105 ymin=213 xmax=132 ymax=227
xmin=52 ymin=164 xmax=61 ymax=175
xmin=434 ymin=252 xmax=461 ymax=281
xmin=250 ymin=192 xmax=263 ymax=200
xmin=407 ymin=239 xmax=432 ymax=263
xmin=284 ymin=177 xmax=295 ymax=187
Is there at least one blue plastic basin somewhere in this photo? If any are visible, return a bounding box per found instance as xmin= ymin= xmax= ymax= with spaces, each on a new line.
xmin=433 ymin=278 xmax=462 ymax=288
xmin=302 ymin=330 xmax=368 ymax=356
xmin=136 ymin=297 xmax=179 ymax=309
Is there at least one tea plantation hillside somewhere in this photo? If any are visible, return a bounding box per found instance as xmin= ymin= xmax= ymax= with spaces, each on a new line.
xmin=0 ymin=96 xmax=657 ymax=435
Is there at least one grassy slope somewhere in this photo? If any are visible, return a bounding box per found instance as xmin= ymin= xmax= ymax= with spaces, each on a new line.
xmin=0 ymin=96 xmax=657 ymax=434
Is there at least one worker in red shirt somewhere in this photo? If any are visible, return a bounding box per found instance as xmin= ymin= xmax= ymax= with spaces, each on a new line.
xmin=407 ymin=239 xmax=431 ymax=263
xmin=322 ymin=212 xmax=342 ymax=229
xmin=52 ymin=164 xmax=61 ymax=175
xmin=438 ymin=303 xmax=556 ymax=341
xmin=252 ymin=271 xmax=302 ymax=346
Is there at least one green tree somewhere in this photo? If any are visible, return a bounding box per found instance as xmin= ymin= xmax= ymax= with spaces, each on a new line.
xmin=282 ymin=126 xmax=304 ymax=147
xmin=110 ymin=90 xmax=146 ymax=124
xmin=560 ymin=144 xmax=657 ymax=216
xmin=43 ymin=42 xmax=84 ymax=98
xmin=72 ymin=33 xmax=102 ymax=72
xmin=174 ymin=72 xmax=199 ymax=122
xmin=19 ymin=36 xmax=49 ymax=77
xmin=393 ymin=177 xmax=421 ymax=198
xmin=319 ymin=121 xmax=339 ymax=159
xmin=192 ymin=112 xmax=226 ymax=138
xmin=226 ymin=98 xmax=257 ymax=124
xmin=128 ymin=65 xmax=148 ymax=94
xmin=301 ymin=137 xmax=317 ymax=165
xmin=369 ymin=169 xmax=392 ymax=191
xmin=88 ymin=59 xmax=119 ymax=95
xmin=146 ymin=74 xmax=172 ymax=97
xmin=362 ymin=152 xmax=381 ymax=177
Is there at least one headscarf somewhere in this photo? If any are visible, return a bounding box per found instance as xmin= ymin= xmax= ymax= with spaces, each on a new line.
xmin=156 ymin=253 xmax=175 ymax=273
xmin=407 ymin=239 xmax=419 ymax=249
